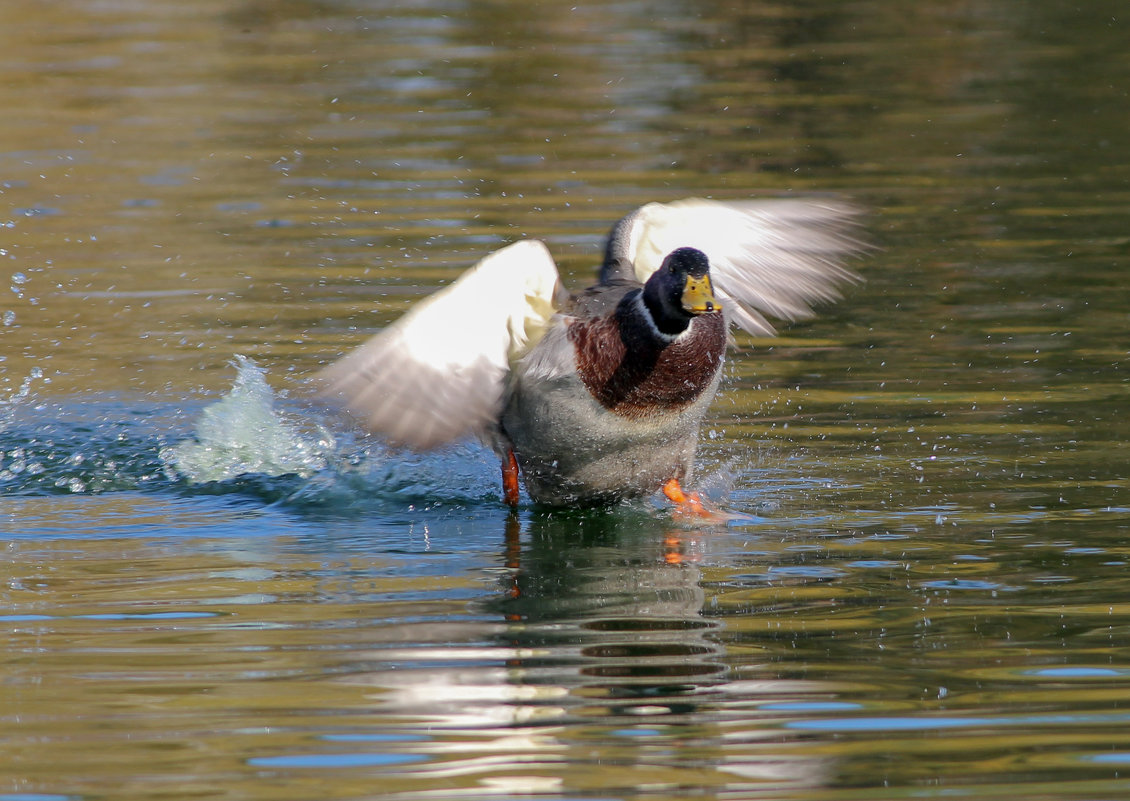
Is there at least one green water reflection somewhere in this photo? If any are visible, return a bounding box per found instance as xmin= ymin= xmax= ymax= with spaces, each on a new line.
xmin=3 ymin=0 xmax=1130 ymax=800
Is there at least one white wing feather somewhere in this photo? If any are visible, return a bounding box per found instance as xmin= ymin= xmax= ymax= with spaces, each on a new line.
xmin=623 ymin=198 xmax=863 ymax=336
xmin=315 ymin=240 xmax=562 ymax=449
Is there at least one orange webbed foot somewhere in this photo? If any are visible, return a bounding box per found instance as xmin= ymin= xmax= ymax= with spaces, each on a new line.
xmin=661 ymin=478 xmax=730 ymax=524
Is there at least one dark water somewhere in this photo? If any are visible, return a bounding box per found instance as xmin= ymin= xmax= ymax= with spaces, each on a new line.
xmin=4 ymin=1 xmax=1130 ymax=799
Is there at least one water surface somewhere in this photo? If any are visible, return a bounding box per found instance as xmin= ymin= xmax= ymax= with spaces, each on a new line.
xmin=3 ymin=1 xmax=1130 ymax=799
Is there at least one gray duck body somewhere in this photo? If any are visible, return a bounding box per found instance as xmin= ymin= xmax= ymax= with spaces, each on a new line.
xmin=499 ymin=278 xmax=727 ymax=506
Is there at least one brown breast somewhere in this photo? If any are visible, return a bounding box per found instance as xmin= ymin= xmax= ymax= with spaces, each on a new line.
xmin=567 ymin=302 xmax=726 ymax=418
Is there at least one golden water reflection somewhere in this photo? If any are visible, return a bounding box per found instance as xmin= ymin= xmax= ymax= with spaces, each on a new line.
xmin=7 ymin=488 xmax=1130 ymax=799
xmin=5 ymin=0 xmax=1130 ymax=799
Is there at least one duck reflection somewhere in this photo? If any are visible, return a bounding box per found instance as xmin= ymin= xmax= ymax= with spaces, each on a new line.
xmin=492 ymin=509 xmax=727 ymax=718
xmin=344 ymin=510 xmax=834 ymax=794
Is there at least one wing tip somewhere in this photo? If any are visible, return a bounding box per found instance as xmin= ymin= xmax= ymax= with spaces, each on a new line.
xmin=619 ymin=195 xmax=870 ymax=336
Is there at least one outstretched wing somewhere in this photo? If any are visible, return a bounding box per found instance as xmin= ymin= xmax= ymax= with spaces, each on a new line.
xmin=315 ymin=239 xmax=563 ymax=449
xmin=602 ymin=198 xmax=864 ymax=336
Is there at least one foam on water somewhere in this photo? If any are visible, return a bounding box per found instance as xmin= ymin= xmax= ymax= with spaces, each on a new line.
xmin=160 ymin=355 xmax=336 ymax=484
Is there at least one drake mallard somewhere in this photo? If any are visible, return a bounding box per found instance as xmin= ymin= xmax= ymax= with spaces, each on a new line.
xmin=315 ymin=198 xmax=862 ymax=510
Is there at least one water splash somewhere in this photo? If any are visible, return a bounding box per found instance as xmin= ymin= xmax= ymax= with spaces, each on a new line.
xmin=0 ymin=396 xmax=172 ymax=497
xmin=0 ymin=355 xmax=500 ymax=509
xmin=0 ymin=355 xmax=594 ymax=514
xmin=0 ymin=365 xmax=44 ymax=431
xmin=160 ymin=355 xmax=336 ymax=484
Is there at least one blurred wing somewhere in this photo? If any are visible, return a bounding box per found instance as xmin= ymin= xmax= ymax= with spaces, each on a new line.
xmin=314 ymin=239 xmax=563 ymax=449
xmin=606 ymin=198 xmax=865 ymax=336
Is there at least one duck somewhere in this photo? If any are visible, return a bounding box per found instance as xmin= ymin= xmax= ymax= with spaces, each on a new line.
xmin=314 ymin=197 xmax=863 ymax=512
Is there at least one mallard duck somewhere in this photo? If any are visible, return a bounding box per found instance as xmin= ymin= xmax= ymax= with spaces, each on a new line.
xmin=315 ymin=198 xmax=862 ymax=510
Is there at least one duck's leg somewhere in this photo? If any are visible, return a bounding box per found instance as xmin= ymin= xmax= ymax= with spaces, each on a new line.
xmin=501 ymin=449 xmax=521 ymax=507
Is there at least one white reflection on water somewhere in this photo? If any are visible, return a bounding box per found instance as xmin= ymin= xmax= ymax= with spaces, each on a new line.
xmin=315 ymin=512 xmax=838 ymax=794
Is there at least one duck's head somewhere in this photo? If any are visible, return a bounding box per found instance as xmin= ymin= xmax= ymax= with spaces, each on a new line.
xmin=641 ymin=247 xmax=720 ymax=335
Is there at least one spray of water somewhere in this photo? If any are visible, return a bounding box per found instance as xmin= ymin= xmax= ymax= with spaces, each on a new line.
xmin=160 ymin=355 xmax=336 ymax=484
xmin=0 ymin=365 xmax=44 ymax=431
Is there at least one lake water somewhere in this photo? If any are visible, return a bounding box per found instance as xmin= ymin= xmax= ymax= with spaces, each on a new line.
xmin=4 ymin=1 xmax=1130 ymax=799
